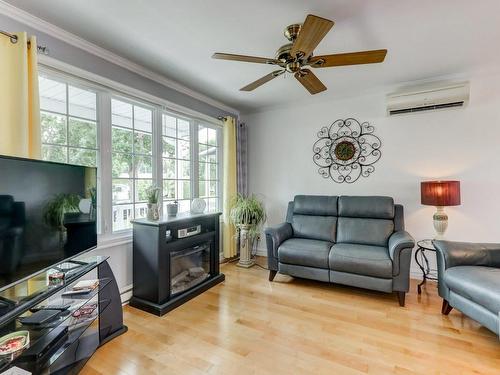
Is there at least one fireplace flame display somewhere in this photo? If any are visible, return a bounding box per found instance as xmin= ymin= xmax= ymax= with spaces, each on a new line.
xmin=171 ymin=243 xmax=211 ymax=296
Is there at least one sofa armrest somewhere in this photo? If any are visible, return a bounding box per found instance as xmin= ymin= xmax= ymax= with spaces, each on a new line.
xmin=388 ymin=231 xmax=415 ymax=276
xmin=433 ymin=240 xmax=500 ymax=300
xmin=265 ymin=223 xmax=293 ymax=259
xmin=433 ymin=240 xmax=500 ymax=269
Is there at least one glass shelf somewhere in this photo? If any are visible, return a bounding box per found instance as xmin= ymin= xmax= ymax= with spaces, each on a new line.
xmin=44 ymin=298 xmax=113 ymax=372
xmin=0 ymin=277 xmax=112 ymax=373
xmin=0 ymin=255 xmax=109 ymax=326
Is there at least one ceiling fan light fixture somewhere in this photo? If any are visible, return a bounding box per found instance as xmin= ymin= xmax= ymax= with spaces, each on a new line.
xmin=286 ymin=61 xmax=301 ymax=73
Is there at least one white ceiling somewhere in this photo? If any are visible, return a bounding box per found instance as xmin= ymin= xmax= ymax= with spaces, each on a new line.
xmin=6 ymin=0 xmax=500 ymax=113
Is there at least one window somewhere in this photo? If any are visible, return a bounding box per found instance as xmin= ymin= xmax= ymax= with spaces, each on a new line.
xmin=39 ymin=76 xmax=98 ymax=167
xmin=111 ymin=98 xmax=154 ymax=231
xmin=162 ymin=114 xmax=192 ymax=214
xmin=198 ymin=124 xmax=220 ymax=211
xmin=39 ymin=69 xmax=224 ymax=237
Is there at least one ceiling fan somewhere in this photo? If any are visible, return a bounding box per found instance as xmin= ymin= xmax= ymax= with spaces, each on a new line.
xmin=212 ymin=14 xmax=387 ymax=95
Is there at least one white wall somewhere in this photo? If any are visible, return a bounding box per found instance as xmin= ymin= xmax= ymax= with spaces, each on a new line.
xmin=89 ymin=239 xmax=133 ymax=302
xmin=242 ymin=72 xmax=500 ymax=275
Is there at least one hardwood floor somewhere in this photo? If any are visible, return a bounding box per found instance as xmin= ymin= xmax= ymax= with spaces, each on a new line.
xmin=82 ymin=260 xmax=500 ymax=375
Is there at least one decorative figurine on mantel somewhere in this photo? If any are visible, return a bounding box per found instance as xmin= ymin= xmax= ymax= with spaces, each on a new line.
xmin=146 ymin=186 xmax=160 ymax=221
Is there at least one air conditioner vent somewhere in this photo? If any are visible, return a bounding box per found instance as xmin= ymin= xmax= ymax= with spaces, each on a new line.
xmin=389 ymin=101 xmax=465 ymax=115
xmin=387 ymin=82 xmax=469 ymax=116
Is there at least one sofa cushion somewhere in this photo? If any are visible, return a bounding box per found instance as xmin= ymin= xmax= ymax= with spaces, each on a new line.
xmin=338 ymin=196 xmax=394 ymax=219
xmin=444 ymin=266 xmax=500 ymax=314
xmin=291 ymin=215 xmax=337 ymax=242
xmin=337 ymin=217 xmax=394 ymax=247
xmin=329 ymin=243 xmax=393 ymax=278
xmin=293 ymin=195 xmax=338 ymax=216
xmin=278 ymin=238 xmax=332 ymax=269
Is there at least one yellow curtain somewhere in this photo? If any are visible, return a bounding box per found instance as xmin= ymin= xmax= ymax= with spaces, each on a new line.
xmin=0 ymin=32 xmax=41 ymax=159
xmin=222 ymin=116 xmax=237 ymax=258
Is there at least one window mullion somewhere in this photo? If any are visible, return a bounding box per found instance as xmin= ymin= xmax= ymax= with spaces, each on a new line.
xmin=98 ymin=91 xmax=112 ymax=235
xmin=217 ymin=126 xmax=223 ymax=211
xmin=65 ymin=82 xmax=70 ymax=163
xmin=192 ymin=120 xmax=199 ymax=200
xmin=154 ymin=109 xmax=163 ymax=214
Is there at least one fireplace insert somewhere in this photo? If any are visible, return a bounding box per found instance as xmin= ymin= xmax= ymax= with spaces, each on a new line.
xmin=170 ymin=243 xmax=210 ymax=296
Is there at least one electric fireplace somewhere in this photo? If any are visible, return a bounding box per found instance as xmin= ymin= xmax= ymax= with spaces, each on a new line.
xmin=130 ymin=212 xmax=224 ymax=316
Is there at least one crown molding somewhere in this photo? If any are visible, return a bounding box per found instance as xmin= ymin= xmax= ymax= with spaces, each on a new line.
xmin=0 ymin=0 xmax=239 ymax=116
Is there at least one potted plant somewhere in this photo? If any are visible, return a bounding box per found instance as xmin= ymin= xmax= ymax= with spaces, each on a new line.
xmin=229 ymin=194 xmax=266 ymax=268
xmin=43 ymin=193 xmax=81 ymax=245
xmin=146 ymin=186 xmax=160 ymax=220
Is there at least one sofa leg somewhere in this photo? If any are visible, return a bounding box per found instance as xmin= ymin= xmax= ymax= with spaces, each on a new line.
xmin=441 ymin=299 xmax=453 ymax=315
xmin=269 ymin=270 xmax=277 ymax=282
xmin=397 ymin=292 xmax=406 ymax=307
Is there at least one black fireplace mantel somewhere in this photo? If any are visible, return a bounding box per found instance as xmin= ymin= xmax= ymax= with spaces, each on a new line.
xmin=130 ymin=212 xmax=225 ymax=316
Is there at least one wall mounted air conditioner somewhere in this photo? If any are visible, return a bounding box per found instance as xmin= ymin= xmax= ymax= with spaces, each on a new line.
xmin=386 ymin=81 xmax=470 ymax=116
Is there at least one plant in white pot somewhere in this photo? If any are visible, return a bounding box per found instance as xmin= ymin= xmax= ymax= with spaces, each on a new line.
xmin=146 ymin=186 xmax=160 ymax=221
xmin=229 ymin=194 xmax=266 ymax=268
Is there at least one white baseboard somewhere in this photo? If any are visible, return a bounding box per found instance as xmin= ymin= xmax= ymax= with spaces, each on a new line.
xmin=120 ymin=284 xmax=133 ymax=305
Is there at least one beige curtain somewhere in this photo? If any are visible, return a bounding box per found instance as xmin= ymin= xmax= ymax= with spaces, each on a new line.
xmin=0 ymin=32 xmax=41 ymax=158
xmin=222 ymin=116 xmax=237 ymax=258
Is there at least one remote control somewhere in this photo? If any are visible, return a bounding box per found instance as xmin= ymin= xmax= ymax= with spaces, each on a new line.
xmin=61 ymin=289 xmax=92 ymax=297
xmin=30 ymin=303 xmax=72 ymax=313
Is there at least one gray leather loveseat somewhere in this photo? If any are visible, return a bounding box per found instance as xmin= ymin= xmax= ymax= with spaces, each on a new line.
xmin=434 ymin=240 xmax=500 ymax=337
xmin=265 ymin=195 xmax=415 ymax=306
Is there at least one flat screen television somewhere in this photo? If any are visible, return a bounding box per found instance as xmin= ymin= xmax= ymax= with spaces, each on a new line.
xmin=0 ymin=155 xmax=97 ymax=291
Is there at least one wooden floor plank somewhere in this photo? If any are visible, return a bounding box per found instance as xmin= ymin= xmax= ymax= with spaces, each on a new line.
xmin=85 ymin=260 xmax=500 ymax=374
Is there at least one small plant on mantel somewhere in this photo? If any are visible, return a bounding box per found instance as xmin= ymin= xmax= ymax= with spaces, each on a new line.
xmin=229 ymin=194 xmax=266 ymax=268
xmin=146 ymin=186 xmax=160 ymax=220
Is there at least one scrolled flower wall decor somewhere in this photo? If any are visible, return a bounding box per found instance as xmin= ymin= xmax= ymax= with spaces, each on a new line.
xmin=313 ymin=118 xmax=382 ymax=183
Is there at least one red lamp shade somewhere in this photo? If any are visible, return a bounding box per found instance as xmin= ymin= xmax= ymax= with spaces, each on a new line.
xmin=421 ymin=181 xmax=461 ymax=206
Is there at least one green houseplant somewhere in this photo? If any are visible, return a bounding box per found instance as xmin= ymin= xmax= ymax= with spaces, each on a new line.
xmin=229 ymin=194 xmax=266 ymax=268
xmin=43 ymin=193 xmax=81 ymax=245
xmin=146 ymin=186 xmax=160 ymax=220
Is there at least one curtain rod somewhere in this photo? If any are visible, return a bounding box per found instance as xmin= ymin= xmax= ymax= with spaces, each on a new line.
xmin=0 ymin=30 xmax=18 ymax=43
xmin=0 ymin=30 xmax=49 ymax=54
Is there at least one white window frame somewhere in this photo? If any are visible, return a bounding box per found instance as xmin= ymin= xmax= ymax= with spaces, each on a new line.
xmin=38 ymin=63 xmax=225 ymax=242
xmin=39 ymin=75 xmax=100 ymax=167
xmin=110 ymin=95 xmax=157 ymax=232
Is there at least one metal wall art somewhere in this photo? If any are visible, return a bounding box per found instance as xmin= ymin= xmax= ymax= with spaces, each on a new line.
xmin=313 ymin=118 xmax=382 ymax=183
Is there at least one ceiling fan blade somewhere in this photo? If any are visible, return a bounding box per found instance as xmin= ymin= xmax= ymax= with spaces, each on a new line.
xmin=290 ymin=14 xmax=334 ymax=60
xmin=240 ymin=70 xmax=285 ymax=91
xmin=294 ymin=69 xmax=327 ymax=95
xmin=212 ymin=52 xmax=280 ymax=65
xmin=309 ymin=49 xmax=387 ymax=68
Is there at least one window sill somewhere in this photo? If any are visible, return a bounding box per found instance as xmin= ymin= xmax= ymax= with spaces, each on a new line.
xmin=98 ymin=231 xmax=133 ymax=250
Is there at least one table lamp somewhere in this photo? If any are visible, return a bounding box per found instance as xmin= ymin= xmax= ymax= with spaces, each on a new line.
xmin=421 ymin=180 xmax=461 ymax=239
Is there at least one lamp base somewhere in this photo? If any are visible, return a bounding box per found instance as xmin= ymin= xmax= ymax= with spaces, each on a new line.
xmin=433 ymin=206 xmax=448 ymax=238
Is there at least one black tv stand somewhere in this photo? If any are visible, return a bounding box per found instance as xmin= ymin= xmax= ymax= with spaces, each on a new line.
xmin=0 ymin=255 xmax=127 ymax=374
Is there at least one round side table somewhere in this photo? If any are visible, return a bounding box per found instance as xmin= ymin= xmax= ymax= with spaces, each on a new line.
xmin=415 ymin=239 xmax=438 ymax=294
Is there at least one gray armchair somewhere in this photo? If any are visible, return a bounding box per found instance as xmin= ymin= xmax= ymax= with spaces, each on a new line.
xmin=433 ymin=240 xmax=500 ymax=337
xmin=265 ymin=195 xmax=415 ymax=306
